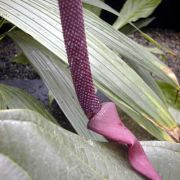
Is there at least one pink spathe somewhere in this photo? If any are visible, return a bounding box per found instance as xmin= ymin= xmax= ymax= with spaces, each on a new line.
xmin=88 ymin=102 xmax=161 ymax=180
xmin=59 ymin=0 xmax=161 ymax=179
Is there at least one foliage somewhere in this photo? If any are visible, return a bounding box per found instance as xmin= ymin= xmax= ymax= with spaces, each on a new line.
xmin=1 ymin=0 xmax=179 ymax=141
xmin=0 ymin=0 xmax=180 ymax=179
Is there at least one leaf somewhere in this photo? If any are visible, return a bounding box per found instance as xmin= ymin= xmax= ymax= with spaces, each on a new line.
xmin=119 ymin=17 xmax=155 ymax=35
xmin=95 ymin=81 xmax=173 ymax=141
xmin=158 ymin=81 xmax=180 ymax=125
xmin=0 ymin=18 xmax=6 ymax=41
xmin=0 ymin=153 xmax=31 ymax=180
xmin=168 ymin=107 xmax=180 ymax=125
xmin=0 ymin=109 xmax=180 ymax=180
xmin=158 ymin=81 xmax=180 ymax=109
xmin=84 ymin=10 xmax=179 ymax=88
xmin=48 ymin=90 xmax=55 ymax=106
xmin=82 ymin=0 xmax=119 ymax=16
xmin=124 ymin=61 xmax=167 ymax=106
xmin=11 ymin=29 xmax=176 ymax=140
xmin=1 ymin=0 xmax=178 ymax=140
xmin=113 ymin=0 xmax=161 ymax=29
xmin=0 ymin=83 xmax=56 ymax=123
xmin=12 ymin=53 xmax=30 ymax=65
xmin=0 ymin=17 xmax=5 ymax=28
xmin=144 ymin=47 xmax=164 ymax=55
xmin=83 ymin=3 xmax=102 ymax=16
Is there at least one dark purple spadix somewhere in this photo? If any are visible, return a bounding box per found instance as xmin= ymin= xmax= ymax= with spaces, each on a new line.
xmin=58 ymin=0 xmax=161 ymax=179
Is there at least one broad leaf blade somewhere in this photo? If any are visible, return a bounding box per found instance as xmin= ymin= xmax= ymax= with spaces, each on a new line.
xmin=0 ymin=109 xmax=180 ymax=179
xmin=113 ymin=0 xmax=161 ymax=29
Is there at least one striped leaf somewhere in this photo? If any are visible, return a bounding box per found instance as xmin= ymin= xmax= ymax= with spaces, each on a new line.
xmin=0 ymin=0 xmax=179 ymax=141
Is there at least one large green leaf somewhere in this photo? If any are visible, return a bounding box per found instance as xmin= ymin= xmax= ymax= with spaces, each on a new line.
xmin=113 ymin=0 xmax=161 ymax=29
xmin=0 ymin=153 xmax=31 ymax=180
xmin=1 ymin=0 xmax=179 ymax=140
xmin=0 ymin=109 xmax=180 ymax=180
xmin=0 ymin=83 xmax=56 ymax=123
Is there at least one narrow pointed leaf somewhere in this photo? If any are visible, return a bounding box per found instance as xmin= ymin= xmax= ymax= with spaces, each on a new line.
xmin=144 ymin=47 xmax=164 ymax=55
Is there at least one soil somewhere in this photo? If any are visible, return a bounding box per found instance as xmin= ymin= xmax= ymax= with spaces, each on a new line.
xmin=0 ymin=29 xmax=179 ymax=140
xmin=0 ymin=37 xmax=38 ymax=80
